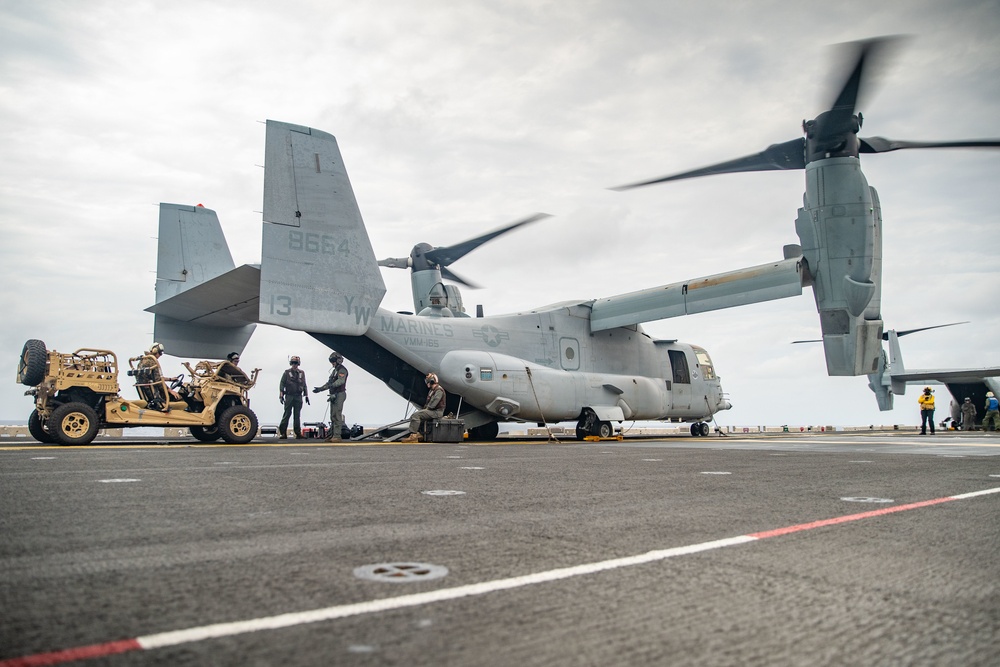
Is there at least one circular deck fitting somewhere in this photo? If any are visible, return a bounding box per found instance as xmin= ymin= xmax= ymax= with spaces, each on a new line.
xmin=353 ymin=562 xmax=449 ymax=583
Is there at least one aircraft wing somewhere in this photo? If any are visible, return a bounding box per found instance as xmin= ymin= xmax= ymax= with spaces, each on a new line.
xmin=889 ymin=368 xmax=1000 ymax=385
xmin=589 ymin=256 xmax=804 ymax=331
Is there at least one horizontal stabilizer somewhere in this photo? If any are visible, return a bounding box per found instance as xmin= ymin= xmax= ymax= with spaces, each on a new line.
xmin=590 ymin=257 xmax=804 ymax=331
xmin=146 ymin=264 xmax=261 ymax=326
xmin=259 ymin=120 xmax=386 ymax=335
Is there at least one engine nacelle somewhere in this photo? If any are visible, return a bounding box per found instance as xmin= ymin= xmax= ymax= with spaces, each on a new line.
xmin=795 ymin=157 xmax=884 ymax=376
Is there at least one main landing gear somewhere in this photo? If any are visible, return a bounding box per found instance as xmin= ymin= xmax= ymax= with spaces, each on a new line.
xmin=690 ymin=422 xmax=711 ymax=437
xmin=575 ymin=409 xmax=615 ymax=440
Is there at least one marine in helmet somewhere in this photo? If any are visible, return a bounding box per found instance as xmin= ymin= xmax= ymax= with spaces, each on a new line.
xmin=401 ymin=373 xmax=447 ymax=443
xmin=313 ymin=351 xmax=349 ymax=442
xmin=278 ymin=355 xmax=309 ymax=439
xmin=917 ymin=386 xmax=935 ymax=435
xmin=984 ymin=391 xmax=1000 ymax=432
xmin=960 ymin=397 xmax=978 ymax=431
xmin=136 ymin=342 xmax=180 ymax=411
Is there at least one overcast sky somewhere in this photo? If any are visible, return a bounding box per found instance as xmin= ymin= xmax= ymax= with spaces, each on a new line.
xmin=2 ymin=0 xmax=998 ymax=431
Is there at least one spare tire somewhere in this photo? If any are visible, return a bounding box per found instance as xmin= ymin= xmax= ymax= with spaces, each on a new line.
xmin=18 ymin=339 xmax=47 ymax=387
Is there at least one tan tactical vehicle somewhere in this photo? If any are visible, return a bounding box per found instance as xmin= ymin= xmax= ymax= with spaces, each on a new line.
xmin=17 ymin=339 xmax=260 ymax=446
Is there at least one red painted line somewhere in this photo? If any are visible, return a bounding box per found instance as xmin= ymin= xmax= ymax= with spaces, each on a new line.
xmin=748 ymin=497 xmax=957 ymax=539
xmin=0 ymin=639 xmax=141 ymax=667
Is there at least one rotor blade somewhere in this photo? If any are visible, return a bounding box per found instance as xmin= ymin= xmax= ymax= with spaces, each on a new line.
xmin=884 ymin=322 xmax=970 ymax=340
xmin=610 ymin=138 xmax=806 ymax=190
xmin=860 ymin=137 xmax=1000 ymax=154
xmin=818 ymin=37 xmax=903 ymax=144
xmin=377 ymin=256 xmax=411 ymax=269
xmin=791 ymin=339 xmax=821 ymax=344
xmin=425 ymin=213 xmax=550 ymax=267
xmin=440 ymin=266 xmax=480 ymax=289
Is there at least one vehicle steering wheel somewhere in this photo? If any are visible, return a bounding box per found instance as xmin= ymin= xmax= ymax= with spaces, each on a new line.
xmin=169 ymin=374 xmax=185 ymax=390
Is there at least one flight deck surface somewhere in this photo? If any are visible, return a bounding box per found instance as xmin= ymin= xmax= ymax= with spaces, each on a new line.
xmin=2 ymin=431 xmax=998 ymax=665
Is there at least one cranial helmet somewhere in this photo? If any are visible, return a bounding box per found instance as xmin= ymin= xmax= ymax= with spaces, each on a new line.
xmin=149 ymin=342 xmax=165 ymax=355
xmin=329 ymin=351 xmax=342 ymax=363
xmin=923 ymin=386 xmax=932 ymax=393
xmin=425 ymin=372 xmax=438 ymax=385
xmin=290 ymin=355 xmax=301 ymax=364
xmin=989 ymin=392 xmax=996 ymax=398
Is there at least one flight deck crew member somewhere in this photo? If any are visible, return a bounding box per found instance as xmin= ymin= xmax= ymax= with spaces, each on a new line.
xmin=278 ymin=355 xmax=309 ymax=439
xmin=984 ymin=392 xmax=1000 ymax=432
xmin=918 ymin=386 xmax=935 ymax=435
xmin=137 ymin=342 xmax=180 ymax=410
xmin=961 ymin=397 xmax=977 ymax=431
xmin=401 ymin=373 xmax=447 ymax=443
xmin=313 ymin=351 xmax=348 ymax=442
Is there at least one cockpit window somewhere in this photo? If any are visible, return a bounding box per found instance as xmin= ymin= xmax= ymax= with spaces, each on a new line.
xmin=692 ymin=346 xmax=716 ymax=380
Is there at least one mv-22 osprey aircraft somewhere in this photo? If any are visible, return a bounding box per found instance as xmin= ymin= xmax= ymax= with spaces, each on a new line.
xmin=148 ymin=38 xmax=998 ymax=437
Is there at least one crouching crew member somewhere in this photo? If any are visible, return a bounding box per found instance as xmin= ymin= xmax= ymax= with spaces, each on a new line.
xmin=402 ymin=373 xmax=446 ymax=443
xmin=313 ymin=352 xmax=349 ymax=442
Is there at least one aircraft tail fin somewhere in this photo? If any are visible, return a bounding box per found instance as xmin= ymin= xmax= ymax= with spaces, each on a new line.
xmin=866 ymin=347 xmax=894 ymax=411
xmin=259 ymin=120 xmax=386 ymax=334
xmin=148 ymin=203 xmax=257 ymax=358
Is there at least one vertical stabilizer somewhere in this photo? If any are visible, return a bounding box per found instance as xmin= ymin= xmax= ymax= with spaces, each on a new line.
xmin=150 ymin=203 xmax=256 ymax=358
xmin=886 ymin=329 xmax=907 ymax=395
xmin=259 ymin=120 xmax=386 ymax=335
xmin=155 ymin=204 xmax=235 ymax=302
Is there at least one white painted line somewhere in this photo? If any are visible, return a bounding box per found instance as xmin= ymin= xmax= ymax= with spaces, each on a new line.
xmin=701 ymin=471 xmax=731 ymax=475
xmin=136 ymin=535 xmax=756 ymax=650
xmin=97 ymin=479 xmax=141 ymax=483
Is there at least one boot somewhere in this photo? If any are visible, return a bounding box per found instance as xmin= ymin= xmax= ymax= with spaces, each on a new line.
xmin=401 ymin=433 xmax=421 ymax=443
xmin=279 ymin=432 xmax=287 ymax=440
xmin=324 ymin=434 xmax=342 ymax=442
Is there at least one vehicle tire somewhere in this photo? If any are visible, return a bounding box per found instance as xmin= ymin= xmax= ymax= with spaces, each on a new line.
xmin=690 ymin=423 xmax=700 ymax=436
xmin=218 ymin=404 xmax=258 ymax=444
xmin=575 ymin=426 xmax=588 ymax=440
xmin=50 ymin=402 xmax=100 ymax=446
xmin=699 ymin=422 xmax=711 ymax=437
xmin=596 ymin=421 xmax=613 ymax=438
xmin=190 ymin=424 xmax=222 ymax=443
xmin=18 ymin=339 xmax=47 ymax=387
xmin=28 ymin=409 xmax=56 ymax=444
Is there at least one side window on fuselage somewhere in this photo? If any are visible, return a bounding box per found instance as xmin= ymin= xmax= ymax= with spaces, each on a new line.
xmin=668 ymin=349 xmax=690 ymax=384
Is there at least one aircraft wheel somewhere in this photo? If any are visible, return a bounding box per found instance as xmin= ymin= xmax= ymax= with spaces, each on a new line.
xmin=575 ymin=426 xmax=588 ymax=440
xmin=28 ymin=409 xmax=56 ymax=444
xmin=190 ymin=424 xmax=222 ymax=443
xmin=596 ymin=421 xmax=613 ymax=439
xmin=690 ymin=423 xmax=700 ymax=437
xmin=18 ymin=339 xmax=47 ymax=387
xmin=699 ymin=422 xmax=711 ymax=436
xmin=218 ymin=404 xmax=259 ymax=444
xmin=50 ymin=402 xmax=100 ymax=446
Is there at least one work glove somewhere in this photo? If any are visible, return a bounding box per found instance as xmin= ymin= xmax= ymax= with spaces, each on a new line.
xmin=305 ymin=396 xmax=311 ymax=405
xmin=279 ymin=396 xmax=284 ymax=405
xmin=312 ymin=387 xmax=321 ymax=393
